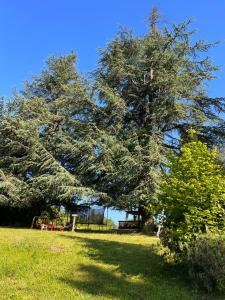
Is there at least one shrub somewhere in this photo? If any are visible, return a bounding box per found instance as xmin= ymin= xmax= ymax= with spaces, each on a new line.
xmin=160 ymin=132 xmax=225 ymax=252
xmin=187 ymin=233 xmax=225 ymax=292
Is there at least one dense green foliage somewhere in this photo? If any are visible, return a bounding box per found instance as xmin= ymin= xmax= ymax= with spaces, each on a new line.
xmin=1 ymin=10 xmax=225 ymax=227
xmin=160 ymin=132 xmax=225 ymax=251
xmin=90 ymin=15 xmax=225 ymax=220
xmin=188 ymin=233 xmax=225 ymax=293
xmin=0 ymin=54 xmax=97 ymax=224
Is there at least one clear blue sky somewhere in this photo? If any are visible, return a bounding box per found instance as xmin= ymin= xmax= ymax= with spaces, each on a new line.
xmin=1 ymin=0 xmax=225 ymax=98
xmin=1 ymin=0 xmax=225 ymax=224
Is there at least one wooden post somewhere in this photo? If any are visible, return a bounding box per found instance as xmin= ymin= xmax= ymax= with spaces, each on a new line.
xmin=72 ymin=214 xmax=78 ymax=232
xmin=106 ymin=207 xmax=108 ymax=231
xmin=156 ymin=225 xmax=161 ymax=237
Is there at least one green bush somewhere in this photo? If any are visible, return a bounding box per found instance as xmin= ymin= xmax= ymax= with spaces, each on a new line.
xmin=187 ymin=233 xmax=225 ymax=292
xmin=160 ymin=133 xmax=225 ymax=253
xmin=160 ymin=227 xmax=187 ymax=254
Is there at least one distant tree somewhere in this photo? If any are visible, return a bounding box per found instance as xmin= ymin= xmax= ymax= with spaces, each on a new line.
xmin=160 ymin=131 xmax=225 ymax=252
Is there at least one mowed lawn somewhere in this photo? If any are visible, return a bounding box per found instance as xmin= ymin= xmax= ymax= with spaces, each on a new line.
xmin=0 ymin=228 xmax=199 ymax=300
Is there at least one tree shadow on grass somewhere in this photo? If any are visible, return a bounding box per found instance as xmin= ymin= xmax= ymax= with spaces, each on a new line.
xmin=59 ymin=235 xmax=200 ymax=300
xmin=61 ymin=264 xmax=148 ymax=299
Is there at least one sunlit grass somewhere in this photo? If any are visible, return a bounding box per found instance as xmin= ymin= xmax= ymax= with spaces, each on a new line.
xmin=0 ymin=228 xmax=202 ymax=299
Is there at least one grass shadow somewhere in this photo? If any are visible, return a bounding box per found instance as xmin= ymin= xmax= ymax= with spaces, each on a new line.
xmin=59 ymin=234 xmax=202 ymax=300
xmin=61 ymin=264 xmax=147 ymax=299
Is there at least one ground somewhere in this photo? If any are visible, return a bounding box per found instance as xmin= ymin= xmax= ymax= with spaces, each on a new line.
xmin=0 ymin=228 xmax=208 ymax=299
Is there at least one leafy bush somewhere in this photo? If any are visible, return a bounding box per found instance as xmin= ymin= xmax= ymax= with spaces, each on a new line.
xmin=187 ymin=233 xmax=225 ymax=292
xmin=160 ymin=132 xmax=225 ymax=252
xmin=160 ymin=227 xmax=188 ymax=254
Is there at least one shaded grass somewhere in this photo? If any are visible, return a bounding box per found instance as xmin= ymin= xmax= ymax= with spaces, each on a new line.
xmin=0 ymin=228 xmax=210 ymax=299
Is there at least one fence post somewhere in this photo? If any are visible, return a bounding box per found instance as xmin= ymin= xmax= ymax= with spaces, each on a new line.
xmin=72 ymin=214 xmax=78 ymax=232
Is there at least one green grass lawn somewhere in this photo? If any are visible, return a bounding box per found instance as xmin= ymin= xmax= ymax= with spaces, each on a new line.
xmin=0 ymin=228 xmax=210 ymax=300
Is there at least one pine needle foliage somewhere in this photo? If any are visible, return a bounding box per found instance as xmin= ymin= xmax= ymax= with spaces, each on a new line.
xmin=1 ymin=10 xmax=225 ymax=226
xmin=94 ymin=17 xmax=225 ymax=147
xmin=91 ymin=12 xmax=225 ymax=219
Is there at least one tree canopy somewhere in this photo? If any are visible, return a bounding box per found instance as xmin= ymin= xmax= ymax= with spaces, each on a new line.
xmin=1 ymin=10 xmax=225 ymax=226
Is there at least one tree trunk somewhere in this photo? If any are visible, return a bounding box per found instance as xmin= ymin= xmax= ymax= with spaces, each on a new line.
xmin=139 ymin=206 xmax=155 ymax=233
